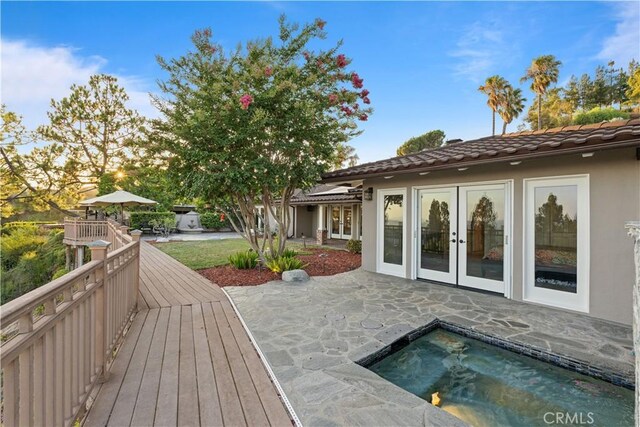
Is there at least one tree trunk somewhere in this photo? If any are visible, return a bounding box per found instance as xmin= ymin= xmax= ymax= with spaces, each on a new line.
xmin=492 ymin=110 xmax=496 ymax=136
xmin=537 ymin=94 xmax=542 ymax=130
xmin=626 ymin=222 xmax=640 ymax=427
xmin=502 ymin=121 xmax=508 ymax=135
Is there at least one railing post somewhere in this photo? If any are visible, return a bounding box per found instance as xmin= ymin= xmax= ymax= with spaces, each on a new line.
xmin=88 ymin=239 xmax=111 ymax=383
xmin=626 ymin=221 xmax=640 ymax=427
xmin=130 ymin=230 xmax=143 ymax=310
xmin=120 ymin=225 xmax=129 ymax=236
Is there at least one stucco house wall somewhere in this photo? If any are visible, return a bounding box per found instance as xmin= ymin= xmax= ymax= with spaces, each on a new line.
xmin=361 ymin=147 xmax=639 ymax=325
xmin=294 ymin=206 xmax=315 ymax=238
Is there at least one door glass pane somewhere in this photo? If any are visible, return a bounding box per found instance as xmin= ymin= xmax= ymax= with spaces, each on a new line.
xmin=383 ymin=195 xmax=403 ymax=265
xmin=343 ymin=208 xmax=352 ymax=236
xmin=420 ymin=192 xmax=450 ymax=272
xmin=466 ymin=189 xmax=504 ymax=281
xmin=534 ymin=186 xmax=577 ymax=293
xmin=331 ymin=207 xmax=340 ymax=235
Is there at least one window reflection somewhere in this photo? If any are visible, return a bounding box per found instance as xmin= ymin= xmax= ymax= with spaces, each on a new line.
xmin=466 ymin=190 xmax=504 ymax=281
xmin=534 ymin=186 xmax=577 ymax=293
xmin=383 ymin=195 xmax=403 ymax=265
xmin=420 ymin=193 xmax=450 ymax=272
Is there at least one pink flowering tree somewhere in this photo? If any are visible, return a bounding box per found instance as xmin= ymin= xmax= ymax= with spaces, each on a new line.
xmin=154 ymin=16 xmax=372 ymax=260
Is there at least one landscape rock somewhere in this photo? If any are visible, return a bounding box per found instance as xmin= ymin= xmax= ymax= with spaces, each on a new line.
xmin=282 ymin=269 xmax=310 ymax=282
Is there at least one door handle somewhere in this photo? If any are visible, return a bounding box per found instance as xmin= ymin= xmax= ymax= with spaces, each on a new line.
xmin=459 ymin=239 xmax=466 ymax=243
xmin=451 ymin=239 xmax=457 ymax=243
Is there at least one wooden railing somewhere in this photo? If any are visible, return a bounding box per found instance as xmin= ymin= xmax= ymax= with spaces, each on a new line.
xmin=63 ymin=218 xmax=132 ymax=250
xmin=0 ymin=226 xmax=142 ymax=426
xmin=106 ymin=219 xmax=132 ymax=250
xmin=63 ymin=219 xmax=108 ymax=246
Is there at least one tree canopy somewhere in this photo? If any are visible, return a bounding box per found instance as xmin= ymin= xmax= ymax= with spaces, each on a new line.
xmin=396 ymin=130 xmax=445 ymax=156
xmin=478 ymin=75 xmax=509 ymax=136
xmin=521 ymin=55 xmax=562 ymax=131
xmin=1 ymin=75 xmax=148 ymax=218
xmin=153 ymin=16 xmax=372 ymax=259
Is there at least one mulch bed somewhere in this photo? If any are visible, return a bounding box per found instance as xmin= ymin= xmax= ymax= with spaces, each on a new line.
xmin=198 ymin=248 xmax=361 ymax=287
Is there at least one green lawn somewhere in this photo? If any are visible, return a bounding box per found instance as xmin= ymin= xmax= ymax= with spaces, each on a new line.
xmin=154 ymin=238 xmax=318 ymax=270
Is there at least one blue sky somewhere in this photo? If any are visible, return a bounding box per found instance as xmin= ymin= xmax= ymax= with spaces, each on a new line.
xmin=2 ymin=1 xmax=638 ymax=163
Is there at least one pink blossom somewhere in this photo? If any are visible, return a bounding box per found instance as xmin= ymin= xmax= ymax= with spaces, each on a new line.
xmin=316 ymin=19 xmax=326 ymax=30
xmin=352 ymin=103 xmax=359 ymax=111
xmin=210 ymin=46 xmax=217 ymax=54
xmin=239 ymin=94 xmax=253 ymax=110
xmin=351 ymin=73 xmax=364 ymax=89
xmin=336 ymin=54 xmax=348 ymax=68
xmin=359 ymin=113 xmax=368 ymax=121
xmin=340 ymin=105 xmax=353 ymax=116
xmin=264 ymin=67 xmax=273 ymax=77
xmin=328 ymin=94 xmax=338 ymax=104
xmin=362 ymin=96 xmax=370 ymax=104
xmin=316 ymin=59 xmax=324 ymax=69
xmin=303 ymin=51 xmax=310 ymax=61
xmin=360 ymin=89 xmax=370 ymax=98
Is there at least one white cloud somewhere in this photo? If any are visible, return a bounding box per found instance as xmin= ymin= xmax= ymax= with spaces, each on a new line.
xmin=1 ymin=39 xmax=158 ymax=133
xmin=596 ymin=2 xmax=640 ymax=66
xmin=449 ymin=22 xmax=513 ymax=83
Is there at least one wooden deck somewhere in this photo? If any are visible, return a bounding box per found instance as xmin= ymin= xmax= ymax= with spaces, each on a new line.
xmin=85 ymin=242 xmax=291 ymax=427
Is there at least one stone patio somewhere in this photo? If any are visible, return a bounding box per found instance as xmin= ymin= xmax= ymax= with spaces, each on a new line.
xmin=225 ymin=269 xmax=634 ymax=427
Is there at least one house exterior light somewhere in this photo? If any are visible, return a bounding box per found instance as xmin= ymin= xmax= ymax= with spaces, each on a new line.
xmin=364 ymin=187 xmax=373 ymax=201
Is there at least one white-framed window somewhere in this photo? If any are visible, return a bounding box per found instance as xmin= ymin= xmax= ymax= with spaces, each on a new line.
xmin=523 ymin=175 xmax=589 ymax=313
xmin=377 ymin=188 xmax=407 ymax=277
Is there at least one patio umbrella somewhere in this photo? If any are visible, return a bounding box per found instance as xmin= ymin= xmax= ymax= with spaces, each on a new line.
xmin=79 ymin=190 xmax=158 ymax=224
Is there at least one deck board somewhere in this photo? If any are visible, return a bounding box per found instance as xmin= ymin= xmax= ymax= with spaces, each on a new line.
xmin=85 ymin=242 xmax=290 ymax=426
xmin=130 ymin=307 xmax=170 ymax=427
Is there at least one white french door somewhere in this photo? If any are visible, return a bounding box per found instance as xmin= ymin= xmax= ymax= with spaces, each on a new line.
xmin=330 ymin=205 xmax=353 ymax=239
xmin=417 ymin=188 xmax=457 ymax=283
xmin=416 ymin=183 xmax=509 ymax=294
xmin=458 ymin=184 xmax=507 ymax=293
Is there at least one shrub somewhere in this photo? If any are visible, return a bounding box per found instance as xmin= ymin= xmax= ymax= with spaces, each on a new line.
xmin=1 ymin=224 xmax=46 ymax=270
xmin=346 ymin=239 xmax=362 ymax=254
xmin=265 ymin=256 xmax=306 ymax=273
xmin=52 ymin=268 xmax=69 ymax=280
xmin=573 ymin=107 xmax=630 ymax=125
xmin=1 ymin=228 xmax=65 ymax=304
xmin=228 ymin=250 xmax=259 ymax=269
xmin=200 ymin=212 xmax=231 ymax=230
xmin=130 ymin=212 xmax=176 ymax=231
xmin=281 ymin=248 xmax=298 ymax=258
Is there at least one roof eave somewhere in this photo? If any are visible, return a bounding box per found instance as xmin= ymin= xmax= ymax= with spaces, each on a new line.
xmin=321 ymin=138 xmax=640 ymax=183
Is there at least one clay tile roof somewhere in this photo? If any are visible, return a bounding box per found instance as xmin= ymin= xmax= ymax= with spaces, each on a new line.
xmin=322 ymin=119 xmax=640 ymax=182
xmin=289 ymin=185 xmax=362 ymax=205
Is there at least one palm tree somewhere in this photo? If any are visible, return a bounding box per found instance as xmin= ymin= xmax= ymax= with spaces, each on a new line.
xmin=498 ymin=86 xmax=526 ymax=134
xmin=521 ymin=55 xmax=562 ymax=130
xmin=478 ymin=75 xmax=508 ymax=136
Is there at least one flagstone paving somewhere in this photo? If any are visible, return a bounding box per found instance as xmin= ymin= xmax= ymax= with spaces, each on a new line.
xmin=225 ymin=269 xmax=634 ymax=427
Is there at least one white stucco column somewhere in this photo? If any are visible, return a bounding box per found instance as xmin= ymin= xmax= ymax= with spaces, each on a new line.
xmin=317 ymin=205 xmax=326 ymax=244
xmin=352 ymin=204 xmax=359 ymax=240
xmin=625 ymin=221 xmax=640 ymax=427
